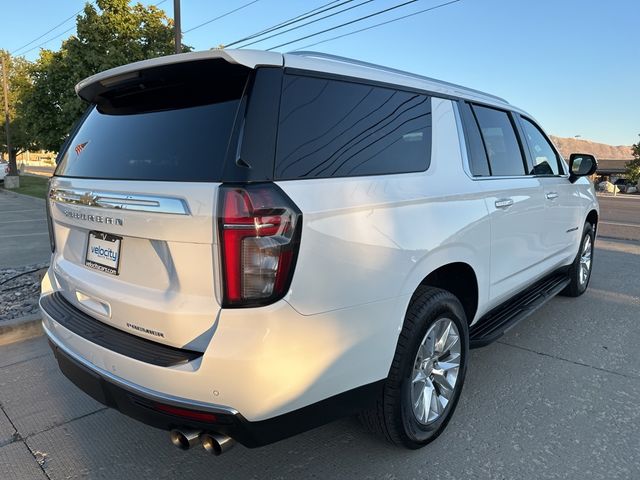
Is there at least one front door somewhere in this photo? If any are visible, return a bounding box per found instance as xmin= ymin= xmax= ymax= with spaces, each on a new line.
xmin=469 ymin=104 xmax=548 ymax=305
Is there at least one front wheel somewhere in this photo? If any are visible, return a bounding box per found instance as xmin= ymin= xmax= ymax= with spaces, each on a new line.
xmin=360 ymin=287 xmax=469 ymax=448
xmin=561 ymin=222 xmax=595 ymax=297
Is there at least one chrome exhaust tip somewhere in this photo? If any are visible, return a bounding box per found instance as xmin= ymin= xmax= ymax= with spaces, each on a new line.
xmin=200 ymin=432 xmax=236 ymax=456
xmin=170 ymin=429 xmax=202 ymax=450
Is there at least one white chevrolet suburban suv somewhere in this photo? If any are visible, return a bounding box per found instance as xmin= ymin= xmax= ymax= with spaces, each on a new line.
xmin=40 ymin=50 xmax=599 ymax=454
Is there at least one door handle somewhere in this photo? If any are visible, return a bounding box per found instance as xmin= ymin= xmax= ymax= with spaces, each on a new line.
xmin=546 ymin=192 xmax=559 ymax=200
xmin=495 ymin=198 xmax=514 ymax=209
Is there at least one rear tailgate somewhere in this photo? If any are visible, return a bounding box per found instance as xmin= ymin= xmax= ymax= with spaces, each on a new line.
xmin=48 ymin=178 xmax=220 ymax=351
xmin=47 ymin=53 xmax=283 ymax=352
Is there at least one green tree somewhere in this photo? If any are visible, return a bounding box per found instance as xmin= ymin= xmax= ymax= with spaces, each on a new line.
xmin=20 ymin=0 xmax=189 ymax=152
xmin=1 ymin=51 xmax=37 ymax=165
xmin=626 ymin=135 xmax=640 ymax=184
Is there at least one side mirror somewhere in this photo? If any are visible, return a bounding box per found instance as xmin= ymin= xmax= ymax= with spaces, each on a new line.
xmin=568 ymin=153 xmax=597 ymax=183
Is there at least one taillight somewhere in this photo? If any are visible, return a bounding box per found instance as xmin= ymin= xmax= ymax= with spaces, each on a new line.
xmin=46 ymin=183 xmax=56 ymax=253
xmin=217 ymin=183 xmax=301 ymax=307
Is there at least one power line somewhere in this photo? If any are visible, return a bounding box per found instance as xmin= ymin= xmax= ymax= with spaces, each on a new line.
xmin=265 ymin=0 xmax=426 ymax=51
xmin=11 ymin=7 xmax=85 ymax=55
xmin=295 ymin=0 xmax=461 ymax=50
xmin=12 ymin=0 xmax=168 ymax=58
xmin=224 ymin=0 xmax=348 ymax=48
xmin=16 ymin=25 xmax=77 ymax=57
xmin=183 ymin=0 xmax=261 ymax=34
xmin=234 ymin=0 xmax=375 ymax=49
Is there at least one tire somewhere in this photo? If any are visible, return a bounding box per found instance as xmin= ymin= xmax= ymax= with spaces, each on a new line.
xmin=561 ymin=222 xmax=595 ymax=297
xmin=360 ymin=287 xmax=469 ymax=449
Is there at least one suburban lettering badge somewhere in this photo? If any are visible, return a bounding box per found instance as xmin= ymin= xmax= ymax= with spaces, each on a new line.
xmin=63 ymin=209 xmax=123 ymax=226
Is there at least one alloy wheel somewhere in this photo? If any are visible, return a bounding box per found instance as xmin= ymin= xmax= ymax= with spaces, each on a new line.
xmin=410 ymin=318 xmax=461 ymax=425
xmin=579 ymin=235 xmax=593 ymax=286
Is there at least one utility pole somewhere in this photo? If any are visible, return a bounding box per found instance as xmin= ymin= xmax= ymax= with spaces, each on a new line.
xmin=173 ymin=0 xmax=182 ymax=54
xmin=1 ymin=54 xmax=18 ymax=187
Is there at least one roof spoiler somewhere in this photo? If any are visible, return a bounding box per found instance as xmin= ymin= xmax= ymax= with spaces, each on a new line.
xmin=75 ymin=49 xmax=283 ymax=103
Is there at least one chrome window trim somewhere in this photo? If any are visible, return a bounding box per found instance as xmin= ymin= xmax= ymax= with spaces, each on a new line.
xmin=49 ymin=188 xmax=190 ymax=215
xmin=453 ymin=102 xmax=571 ymax=182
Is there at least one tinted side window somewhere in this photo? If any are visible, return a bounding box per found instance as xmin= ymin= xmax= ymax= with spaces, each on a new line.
xmin=275 ymin=75 xmax=431 ymax=179
xmin=472 ymin=105 xmax=525 ymax=176
xmin=521 ymin=117 xmax=561 ymax=175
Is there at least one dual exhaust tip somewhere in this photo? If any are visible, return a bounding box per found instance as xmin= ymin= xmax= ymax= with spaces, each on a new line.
xmin=170 ymin=429 xmax=235 ymax=456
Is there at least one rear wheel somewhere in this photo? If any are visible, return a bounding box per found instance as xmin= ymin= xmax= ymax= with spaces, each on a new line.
xmin=561 ymin=222 xmax=594 ymax=297
xmin=360 ymin=287 xmax=469 ymax=448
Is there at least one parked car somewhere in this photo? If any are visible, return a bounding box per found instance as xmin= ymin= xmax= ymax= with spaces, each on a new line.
xmin=598 ymin=180 xmax=619 ymax=193
xmin=614 ymin=178 xmax=636 ymax=193
xmin=0 ymin=162 xmax=8 ymax=182
xmin=40 ymin=50 xmax=599 ymax=454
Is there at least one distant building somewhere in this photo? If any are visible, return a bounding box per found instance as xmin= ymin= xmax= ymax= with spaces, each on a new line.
xmin=594 ymin=158 xmax=632 ymax=186
xmin=596 ymin=159 xmax=629 ymax=177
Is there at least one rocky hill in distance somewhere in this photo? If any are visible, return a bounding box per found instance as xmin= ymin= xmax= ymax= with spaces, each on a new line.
xmin=550 ymin=136 xmax=633 ymax=160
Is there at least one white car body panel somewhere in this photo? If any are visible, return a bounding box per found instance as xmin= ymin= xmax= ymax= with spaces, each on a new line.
xmin=40 ymin=49 xmax=600 ymax=434
xmin=278 ymin=99 xmax=491 ymax=321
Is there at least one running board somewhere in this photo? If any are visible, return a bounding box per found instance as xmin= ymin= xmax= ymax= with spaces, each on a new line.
xmin=469 ymin=273 xmax=570 ymax=348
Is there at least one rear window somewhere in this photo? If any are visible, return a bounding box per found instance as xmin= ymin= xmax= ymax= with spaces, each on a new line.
xmin=56 ymin=60 xmax=249 ymax=182
xmin=275 ymin=74 xmax=432 ymax=179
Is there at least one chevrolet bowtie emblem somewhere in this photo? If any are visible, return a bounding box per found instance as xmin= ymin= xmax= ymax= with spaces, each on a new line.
xmin=79 ymin=192 xmax=99 ymax=207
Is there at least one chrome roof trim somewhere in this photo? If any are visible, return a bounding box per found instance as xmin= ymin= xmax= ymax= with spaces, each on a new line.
xmin=287 ymin=51 xmax=510 ymax=105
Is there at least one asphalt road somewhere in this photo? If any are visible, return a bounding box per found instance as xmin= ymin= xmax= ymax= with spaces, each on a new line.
xmin=1 ymin=237 xmax=639 ymax=479
xmin=597 ymin=195 xmax=640 ymax=242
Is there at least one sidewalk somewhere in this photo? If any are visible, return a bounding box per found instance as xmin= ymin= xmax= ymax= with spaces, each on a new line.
xmin=0 ymin=189 xmax=50 ymax=268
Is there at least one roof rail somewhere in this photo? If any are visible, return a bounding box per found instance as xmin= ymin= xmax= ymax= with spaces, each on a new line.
xmin=288 ymin=51 xmax=509 ymax=105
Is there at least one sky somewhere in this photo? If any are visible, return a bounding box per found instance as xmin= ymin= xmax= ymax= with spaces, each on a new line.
xmin=1 ymin=0 xmax=638 ymax=146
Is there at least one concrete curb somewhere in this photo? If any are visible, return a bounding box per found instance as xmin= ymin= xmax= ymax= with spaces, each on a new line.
xmin=0 ymin=186 xmax=46 ymax=203
xmin=0 ymin=313 xmax=43 ymax=346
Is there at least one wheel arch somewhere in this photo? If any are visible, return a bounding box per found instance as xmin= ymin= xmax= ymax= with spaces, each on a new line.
xmin=586 ymin=209 xmax=598 ymax=230
xmin=412 ymin=262 xmax=479 ymax=325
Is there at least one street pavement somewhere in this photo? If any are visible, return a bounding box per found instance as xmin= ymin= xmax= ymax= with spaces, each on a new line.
xmin=0 ymin=188 xmax=639 ymax=478
xmin=0 ymin=237 xmax=639 ymax=479
xmin=597 ymin=194 xmax=640 ymax=242
xmin=0 ymin=191 xmax=50 ymax=268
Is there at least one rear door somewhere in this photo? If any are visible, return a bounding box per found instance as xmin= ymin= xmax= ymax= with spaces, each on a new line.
xmin=48 ymin=59 xmax=264 ymax=352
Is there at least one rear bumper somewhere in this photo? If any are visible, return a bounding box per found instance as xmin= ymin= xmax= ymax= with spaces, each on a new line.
xmin=41 ymin=260 xmax=404 ymax=422
xmin=40 ymin=259 xmax=401 ymax=445
xmin=47 ymin=334 xmax=382 ymax=447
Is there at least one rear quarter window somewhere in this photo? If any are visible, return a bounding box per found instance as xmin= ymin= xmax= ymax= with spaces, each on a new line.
xmin=275 ymin=74 xmax=432 ymax=180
